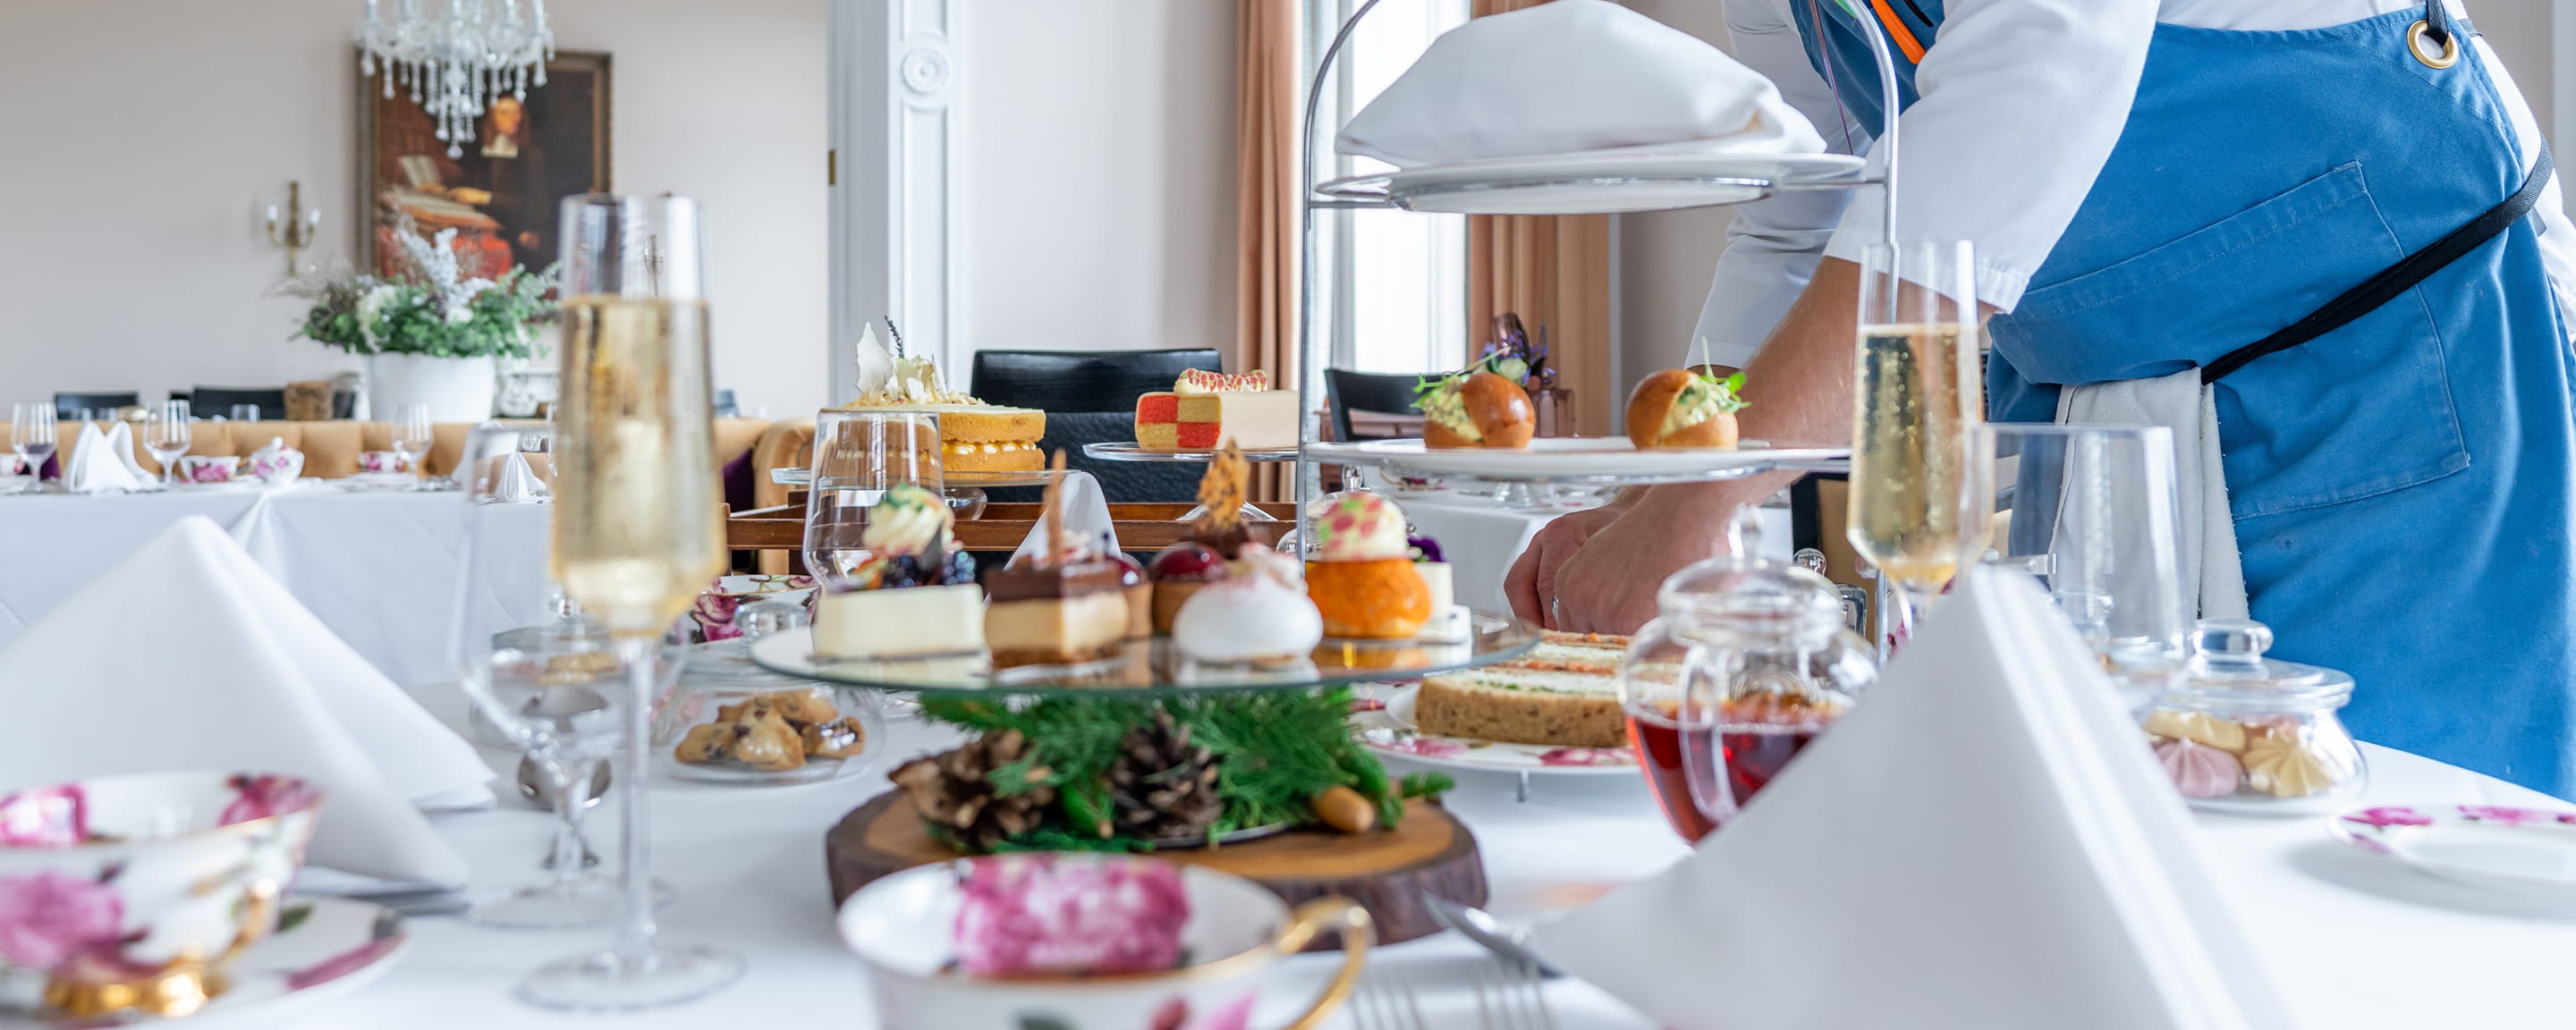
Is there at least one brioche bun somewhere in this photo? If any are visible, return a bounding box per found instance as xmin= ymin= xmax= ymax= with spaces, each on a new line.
xmin=1625 ymin=368 xmax=1740 ymax=450
xmin=1460 ymin=372 xmax=1535 ymax=449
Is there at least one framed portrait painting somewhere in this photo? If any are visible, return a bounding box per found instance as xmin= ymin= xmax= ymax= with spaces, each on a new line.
xmin=357 ymin=51 xmax=611 ymax=278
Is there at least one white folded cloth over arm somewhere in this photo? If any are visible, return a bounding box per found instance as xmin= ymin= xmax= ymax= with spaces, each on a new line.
xmin=1012 ymin=471 xmax=1118 ymax=564
xmin=0 ymin=516 xmax=488 ymax=886
xmin=1530 ymin=568 xmax=2289 ymax=1029
xmin=63 ymin=422 xmax=147 ymax=494
xmin=1336 ymin=0 xmax=1824 ymax=168
xmin=2060 ymin=374 xmax=2250 ymax=620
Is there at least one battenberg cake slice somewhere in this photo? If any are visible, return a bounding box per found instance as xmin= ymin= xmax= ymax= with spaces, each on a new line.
xmin=1134 ymin=369 xmax=1299 ymax=451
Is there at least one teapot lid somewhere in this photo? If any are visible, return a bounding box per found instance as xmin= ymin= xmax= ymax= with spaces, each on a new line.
xmin=1656 ymin=557 xmax=1846 ymax=645
xmin=2169 ymin=619 xmax=2352 ymax=707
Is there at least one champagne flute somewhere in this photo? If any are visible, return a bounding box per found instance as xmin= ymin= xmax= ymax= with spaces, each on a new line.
xmin=11 ymin=404 xmax=56 ymax=492
xmin=391 ymin=403 xmax=434 ymax=484
xmin=144 ymin=401 xmax=192 ymax=487
xmin=1847 ymin=241 xmax=1983 ymax=651
xmin=538 ymin=193 xmax=741 ymax=1010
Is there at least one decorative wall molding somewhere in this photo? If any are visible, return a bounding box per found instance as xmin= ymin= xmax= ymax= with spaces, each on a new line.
xmin=828 ymin=0 xmax=962 ymax=406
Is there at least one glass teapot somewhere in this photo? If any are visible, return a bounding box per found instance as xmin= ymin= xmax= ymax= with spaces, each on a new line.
xmin=1618 ymin=517 xmax=1876 ymax=840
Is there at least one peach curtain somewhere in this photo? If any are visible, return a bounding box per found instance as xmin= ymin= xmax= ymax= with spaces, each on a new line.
xmin=1234 ymin=0 xmax=1301 ymax=500
xmin=1468 ymin=0 xmax=1614 ymax=436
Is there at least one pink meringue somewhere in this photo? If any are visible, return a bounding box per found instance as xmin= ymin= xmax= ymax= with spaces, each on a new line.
xmin=2156 ymin=738 xmax=2242 ymax=798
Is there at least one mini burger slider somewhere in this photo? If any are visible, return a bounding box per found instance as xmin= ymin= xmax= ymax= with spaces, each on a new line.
xmin=1416 ymin=367 xmax=1536 ymax=450
xmin=1625 ymin=369 xmax=1749 ymax=449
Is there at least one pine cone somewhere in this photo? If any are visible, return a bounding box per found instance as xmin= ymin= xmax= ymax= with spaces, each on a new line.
xmin=1107 ymin=710 xmax=1224 ymax=841
xmin=889 ymin=730 xmax=1057 ymax=853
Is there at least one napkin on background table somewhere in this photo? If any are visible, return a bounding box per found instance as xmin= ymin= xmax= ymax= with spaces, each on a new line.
xmin=63 ymin=422 xmax=150 ymax=494
xmin=1532 ymin=568 xmax=2290 ymax=1029
xmin=1012 ymin=470 xmax=1119 ymax=564
xmin=0 ymin=516 xmax=489 ymax=887
xmin=1336 ymin=0 xmax=1826 ymax=169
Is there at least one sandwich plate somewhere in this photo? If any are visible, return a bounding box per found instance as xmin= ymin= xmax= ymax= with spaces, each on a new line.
xmin=1306 ymin=437 xmax=1847 ymax=484
xmin=1349 ymin=684 xmax=1636 ymax=776
xmin=2329 ymin=803 xmax=2576 ymax=897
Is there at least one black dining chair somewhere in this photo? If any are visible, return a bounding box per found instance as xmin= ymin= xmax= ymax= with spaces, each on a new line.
xmin=186 ymin=387 xmax=289 ymax=421
xmin=53 ymin=392 xmax=138 ymax=420
xmin=969 ymin=349 xmax=1227 ymax=504
xmin=1324 ymin=368 xmax=1426 ymax=442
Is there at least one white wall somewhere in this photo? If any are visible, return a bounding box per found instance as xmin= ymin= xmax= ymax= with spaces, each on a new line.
xmin=1614 ymin=0 xmax=2563 ymax=398
xmin=0 ymin=0 xmax=827 ymax=418
xmin=955 ymin=0 xmax=1238 ymax=357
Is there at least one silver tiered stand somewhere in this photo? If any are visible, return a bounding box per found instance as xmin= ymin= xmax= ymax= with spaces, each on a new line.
xmin=1085 ymin=0 xmax=1901 ymax=545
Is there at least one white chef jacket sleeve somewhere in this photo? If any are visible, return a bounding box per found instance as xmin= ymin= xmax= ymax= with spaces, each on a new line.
xmin=1691 ymin=0 xmax=1864 ymax=370
xmin=1823 ymin=0 xmax=2159 ymax=313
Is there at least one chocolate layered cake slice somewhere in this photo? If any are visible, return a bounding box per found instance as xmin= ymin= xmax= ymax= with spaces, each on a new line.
xmin=984 ymin=558 xmax=1131 ymax=669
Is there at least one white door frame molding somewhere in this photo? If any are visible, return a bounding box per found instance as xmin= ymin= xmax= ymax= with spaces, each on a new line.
xmin=828 ymin=0 xmax=962 ymax=406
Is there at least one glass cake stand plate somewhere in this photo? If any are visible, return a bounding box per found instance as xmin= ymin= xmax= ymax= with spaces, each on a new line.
xmin=770 ymin=467 xmax=1067 ymax=489
xmin=1304 ymin=437 xmax=1850 ymax=485
xmin=1082 ymin=443 xmax=1304 ymax=463
xmin=1318 ymin=145 xmax=1868 ymax=215
xmin=746 ymin=609 xmax=1538 ymax=697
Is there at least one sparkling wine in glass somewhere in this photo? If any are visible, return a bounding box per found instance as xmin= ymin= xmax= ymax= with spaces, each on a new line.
xmin=1847 ymin=241 xmax=1983 ymax=648
xmin=11 ymin=403 xmax=56 ymax=491
xmin=391 ymin=403 xmax=434 ymax=484
xmin=538 ymin=192 xmax=741 ymax=1010
xmin=144 ymin=401 xmax=192 ymax=487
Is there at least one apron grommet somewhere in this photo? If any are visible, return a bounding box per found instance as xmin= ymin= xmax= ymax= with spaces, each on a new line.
xmin=2409 ymin=19 xmax=2461 ymax=69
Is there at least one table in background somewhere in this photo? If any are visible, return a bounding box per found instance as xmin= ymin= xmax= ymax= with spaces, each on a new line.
xmin=1396 ymin=489 xmax=1792 ymax=614
xmin=299 ymin=692 xmax=2572 ymax=1029
xmin=0 ymin=485 xmax=552 ymax=688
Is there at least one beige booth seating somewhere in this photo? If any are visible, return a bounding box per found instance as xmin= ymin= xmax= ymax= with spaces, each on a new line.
xmin=86 ymin=418 xmax=775 ymax=482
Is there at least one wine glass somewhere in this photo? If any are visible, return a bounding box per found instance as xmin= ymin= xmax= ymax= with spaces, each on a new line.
xmin=539 ymin=192 xmax=742 ymax=1009
xmin=144 ymin=401 xmax=192 ymax=487
xmin=11 ymin=404 xmax=56 ymax=493
xmin=1846 ymin=241 xmax=1983 ymax=652
xmin=801 ymin=410 xmax=943 ymax=588
xmin=229 ymin=404 xmax=262 ymax=425
xmin=451 ymin=492 xmax=628 ymax=930
xmin=391 ymin=403 xmax=435 ymax=485
xmin=1967 ymin=424 xmax=2189 ymax=714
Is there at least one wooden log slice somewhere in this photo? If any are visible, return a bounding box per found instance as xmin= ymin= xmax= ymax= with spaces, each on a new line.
xmin=825 ymin=793 xmax=1487 ymax=950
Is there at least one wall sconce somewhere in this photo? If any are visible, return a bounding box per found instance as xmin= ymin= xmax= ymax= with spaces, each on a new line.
xmin=266 ymin=181 xmax=321 ymax=277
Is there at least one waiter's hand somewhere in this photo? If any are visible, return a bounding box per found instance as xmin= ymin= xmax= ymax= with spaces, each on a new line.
xmin=1549 ymin=483 xmax=1761 ymax=635
xmin=1504 ymin=494 xmax=1633 ymax=628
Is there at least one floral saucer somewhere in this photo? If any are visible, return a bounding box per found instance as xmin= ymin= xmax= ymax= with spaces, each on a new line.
xmin=1348 ymin=684 xmax=1636 ymax=776
xmin=2329 ymin=803 xmax=2576 ymax=897
xmin=0 ymin=895 xmax=404 ymax=1028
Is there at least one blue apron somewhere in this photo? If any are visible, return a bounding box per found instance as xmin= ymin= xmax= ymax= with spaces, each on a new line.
xmin=1793 ymin=2 xmax=2576 ymax=797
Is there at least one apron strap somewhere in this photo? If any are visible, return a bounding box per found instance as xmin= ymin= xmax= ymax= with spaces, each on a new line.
xmin=2202 ymin=146 xmax=2553 ymax=384
xmin=2422 ymin=0 xmax=2453 ymax=48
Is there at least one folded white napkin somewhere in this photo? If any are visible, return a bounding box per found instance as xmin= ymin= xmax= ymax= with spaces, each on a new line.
xmin=1013 ymin=470 xmax=1118 ymax=563
xmin=2060 ymin=375 xmax=2250 ymax=620
xmin=64 ymin=422 xmax=148 ymax=494
xmin=1532 ymin=568 xmax=2288 ymax=1029
xmin=490 ymin=452 xmax=549 ymax=502
xmin=1337 ymin=0 xmax=1825 ymax=168
xmin=0 ymin=516 xmax=488 ymax=886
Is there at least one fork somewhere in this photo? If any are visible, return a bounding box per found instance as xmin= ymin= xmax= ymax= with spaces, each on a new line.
xmin=1347 ymin=970 xmax=1427 ymax=1030
xmin=1474 ymin=958 xmax=1556 ymax=1030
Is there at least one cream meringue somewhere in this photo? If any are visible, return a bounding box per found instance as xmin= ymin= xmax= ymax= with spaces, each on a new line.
xmin=2155 ymin=738 xmax=2242 ymax=798
xmin=2144 ymin=709 xmax=2247 ymax=753
xmin=2243 ymin=734 xmax=2338 ymax=798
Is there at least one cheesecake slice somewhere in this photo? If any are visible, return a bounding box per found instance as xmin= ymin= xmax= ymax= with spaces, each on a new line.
xmin=814 ymin=583 xmax=986 ymax=659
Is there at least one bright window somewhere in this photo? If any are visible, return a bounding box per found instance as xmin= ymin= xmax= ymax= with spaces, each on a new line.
xmin=1307 ymin=0 xmax=1471 ymax=376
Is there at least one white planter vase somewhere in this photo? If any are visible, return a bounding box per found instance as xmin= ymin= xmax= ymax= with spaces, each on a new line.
xmin=366 ymin=353 xmax=496 ymax=423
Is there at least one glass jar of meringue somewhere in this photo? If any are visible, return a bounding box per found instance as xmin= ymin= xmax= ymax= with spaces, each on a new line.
xmin=2141 ymin=620 xmax=2363 ymax=815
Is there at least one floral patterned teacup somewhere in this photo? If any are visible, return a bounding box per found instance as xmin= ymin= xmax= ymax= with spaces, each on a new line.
xmin=684 ymin=575 xmax=819 ymax=644
xmin=244 ymin=438 xmax=304 ymax=484
xmin=0 ymin=771 xmax=322 ymax=1020
xmin=177 ymin=456 xmax=240 ymax=484
xmin=837 ymin=854 xmax=1371 ymax=1030
xmin=356 ymin=451 xmax=407 ymax=475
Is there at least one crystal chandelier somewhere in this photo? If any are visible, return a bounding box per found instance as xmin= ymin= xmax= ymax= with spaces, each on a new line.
xmin=357 ymin=0 xmax=556 ymax=158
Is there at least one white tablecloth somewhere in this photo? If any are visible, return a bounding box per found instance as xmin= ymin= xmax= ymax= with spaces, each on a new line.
xmin=1399 ymin=491 xmax=1792 ymax=613
xmin=280 ymin=695 xmax=2574 ymax=1030
xmin=0 ymin=485 xmax=553 ymax=688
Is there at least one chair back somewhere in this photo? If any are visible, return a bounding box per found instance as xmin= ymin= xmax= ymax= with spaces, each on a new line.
xmin=1324 ymin=369 xmax=1425 ymax=442
xmin=187 ymin=386 xmax=289 ymax=421
xmin=53 ymin=392 xmax=138 ymax=420
xmin=969 ymin=350 xmax=1224 ymax=412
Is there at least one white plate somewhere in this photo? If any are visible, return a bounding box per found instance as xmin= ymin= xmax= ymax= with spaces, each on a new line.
xmin=1349 ymin=684 xmax=1636 ymax=776
xmin=0 ymin=895 xmax=407 ymax=1028
xmin=1319 ymin=143 xmax=1868 ymax=215
xmin=334 ymin=473 xmax=425 ymax=493
xmin=2330 ymin=803 xmax=2576 ymax=896
xmin=1307 ymin=437 xmax=1847 ymax=483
